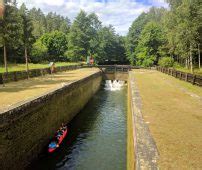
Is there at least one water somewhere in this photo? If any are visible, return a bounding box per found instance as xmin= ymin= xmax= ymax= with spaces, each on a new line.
xmin=29 ymin=81 xmax=127 ymax=170
xmin=104 ymin=80 xmax=126 ymax=91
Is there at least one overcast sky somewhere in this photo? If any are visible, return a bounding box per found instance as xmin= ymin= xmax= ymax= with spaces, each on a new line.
xmin=17 ymin=0 xmax=168 ymax=35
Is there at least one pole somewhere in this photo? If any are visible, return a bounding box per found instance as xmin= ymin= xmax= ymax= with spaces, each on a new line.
xmin=3 ymin=45 xmax=8 ymax=73
xmin=198 ymin=44 xmax=201 ymax=70
xmin=25 ymin=46 xmax=29 ymax=78
xmin=190 ymin=44 xmax=193 ymax=73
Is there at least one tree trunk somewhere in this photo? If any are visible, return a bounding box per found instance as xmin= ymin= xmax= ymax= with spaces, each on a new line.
xmin=25 ymin=46 xmax=29 ymax=78
xmin=198 ymin=44 xmax=201 ymax=70
xmin=190 ymin=45 xmax=193 ymax=73
xmin=187 ymin=56 xmax=190 ymax=69
xmin=185 ymin=58 xmax=188 ymax=69
xmin=3 ymin=45 xmax=8 ymax=74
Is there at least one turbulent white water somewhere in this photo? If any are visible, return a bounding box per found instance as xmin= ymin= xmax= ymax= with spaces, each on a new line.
xmin=104 ymin=80 xmax=125 ymax=91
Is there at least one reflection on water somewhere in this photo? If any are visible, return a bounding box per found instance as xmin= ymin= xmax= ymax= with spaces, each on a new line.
xmin=29 ymin=82 xmax=127 ymax=170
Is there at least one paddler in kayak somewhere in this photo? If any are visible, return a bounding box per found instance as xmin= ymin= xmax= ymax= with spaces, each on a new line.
xmin=56 ymin=125 xmax=65 ymax=139
xmin=48 ymin=138 xmax=59 ymax=149
xmin=56 ymin=129 xmax=62 ymax=139
xmin=61 ymin=123 xmax=67 ymax=131
xmin=48 ymin=124 xmax=68 ymax=153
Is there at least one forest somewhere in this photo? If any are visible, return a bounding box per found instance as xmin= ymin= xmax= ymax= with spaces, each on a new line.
xmin=0 ymin=0 xmax=126 ymax=73
xmin=126 ymin=0 xmax=201 ymax=73
xmin=0 ymin=0 xmax=201 ymax=74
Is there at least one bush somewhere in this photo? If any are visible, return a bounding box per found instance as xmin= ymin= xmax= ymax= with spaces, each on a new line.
xmin=173 ymin=62 xmax=181 ymax=68
xmin=142 ymin=58 xmax=155 ymax=67
xmin=158 ymin=57 xmax=174 ymax=68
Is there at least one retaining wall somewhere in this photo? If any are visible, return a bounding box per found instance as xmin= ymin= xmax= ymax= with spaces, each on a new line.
xmin=0 ymin=70 xmax=102 ymax=170
xmin=127 ymin=71 xmax=159 ymax=170
xmin=103 ymin=72 xmax=128 ymax=81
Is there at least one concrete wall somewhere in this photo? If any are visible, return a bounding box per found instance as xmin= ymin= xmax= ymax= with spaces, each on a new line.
xmin=103 ymin=72 xmax=128 ymax=81
xmin=127 ymin=71 xmax=159 ymax=169
xmin=0 ymin=71 xmax=102 ymax=170
xmin=127 ymin=76 xmax=135 ymax=170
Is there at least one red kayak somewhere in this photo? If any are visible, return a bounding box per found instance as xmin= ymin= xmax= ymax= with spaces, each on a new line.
xmin=48 ymin=128 xmax=68 ymax=153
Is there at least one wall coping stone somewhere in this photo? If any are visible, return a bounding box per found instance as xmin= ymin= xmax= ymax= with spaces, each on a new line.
xmin=129 ymin=72 xmax=159 ymax=170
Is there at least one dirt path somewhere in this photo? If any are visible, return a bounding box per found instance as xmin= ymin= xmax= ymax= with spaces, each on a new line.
xmin=0 ymin=68 xmax=100 ymax=113
xmin=132 ymin=69 xmax=202 ymax=169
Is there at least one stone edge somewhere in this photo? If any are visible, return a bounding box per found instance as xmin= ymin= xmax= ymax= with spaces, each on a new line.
xmin=128 ymin=71 xmax=159 ymax=170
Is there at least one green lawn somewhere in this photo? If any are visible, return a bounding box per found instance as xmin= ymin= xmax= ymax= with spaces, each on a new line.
xmin=133 ymin=69 xmax=202 ymax=169
xmin=0 ymin=62 xmax=80 ymax=73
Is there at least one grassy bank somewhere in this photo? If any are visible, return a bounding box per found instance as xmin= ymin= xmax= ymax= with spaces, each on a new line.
xmin=0 ymin=62 xmax=80 ymax=73
xmin=174 ymin=67 xmax=202 ymax=76
xmin=133 ymin=69 xmax=202 ymax=169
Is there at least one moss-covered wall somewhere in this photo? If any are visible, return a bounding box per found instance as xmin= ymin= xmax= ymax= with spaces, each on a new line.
xmin=127 ymin=75 xmax=135 ymax=170
xmin=0 ymin=71 xmax=102 ymax=170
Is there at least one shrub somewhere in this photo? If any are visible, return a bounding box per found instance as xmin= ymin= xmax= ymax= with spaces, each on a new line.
xmin=173 ymin=62 xmax=181 ymax=68
xmin=142 ymin=58 xmax=155 ymax=67
xmin=158 ymin=57 xmax=174 ymax=68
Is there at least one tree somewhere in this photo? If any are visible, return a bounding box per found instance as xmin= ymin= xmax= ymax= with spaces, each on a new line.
xmin=40 ymin=31 xmax=68 ymax=61
xmin=135 ymin=22 xmax=166 ymax=66
xmin=126 ymin=7 xmax=166 ymax=65
xmin=31 ymin=39 xmax=48 ymax=63
xmin=28 ymin=7 xmax=46 ymax=39
xmin=125 ymin=12 xmax=149 ymax=65
xmin=164 ymin=0 xmax=201 ymax=72
xmin=67 ymin=11 xmax=88 ymax=61
xmin=0 ymin=0 xmax=22 ymax=73
xmin=45 ymin=12 xmax=71 ymax=35
xmin=96 ymin=26 xmax=126 ymax=64
xmin=19 ymin=3 xmax=34 ymax=77
xmin=67 ymin=11 xmax=101 ymax=61
xmin=88 ymin=13 xmax=102 ymax=59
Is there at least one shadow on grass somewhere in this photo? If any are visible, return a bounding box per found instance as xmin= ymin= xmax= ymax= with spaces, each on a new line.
xmin=0 ymin=78 xmax=72 ymax=93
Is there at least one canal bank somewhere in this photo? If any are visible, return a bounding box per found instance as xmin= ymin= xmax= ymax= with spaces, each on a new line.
xmin=0 ymin=68 xmax=102 ymax=170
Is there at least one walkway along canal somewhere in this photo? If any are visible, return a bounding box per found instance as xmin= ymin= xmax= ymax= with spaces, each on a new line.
xmin=28 ymin=81 xmax=127 ymax=170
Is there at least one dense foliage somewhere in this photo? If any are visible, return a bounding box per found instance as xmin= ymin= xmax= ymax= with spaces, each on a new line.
xmin=126 ymin=1 xmax=201 ymax=72
xmin=0 ymin=1 xmax=127 ymax=73
xmin=158 ymin=57 xmax=174 ymax=68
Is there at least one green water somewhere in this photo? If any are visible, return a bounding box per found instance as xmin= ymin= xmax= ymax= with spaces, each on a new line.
xmin=29 ymin=85 xmax=127 ymax=170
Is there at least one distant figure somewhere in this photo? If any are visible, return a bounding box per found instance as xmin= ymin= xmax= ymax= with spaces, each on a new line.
xmin=90 ymin=56 xmax=94 ymax=65
xmin=49 ymin=62 xmax=55 ymax=74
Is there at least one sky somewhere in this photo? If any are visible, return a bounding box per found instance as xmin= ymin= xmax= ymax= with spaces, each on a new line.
xmin=17 ymin=0 xmax=168 ymax=35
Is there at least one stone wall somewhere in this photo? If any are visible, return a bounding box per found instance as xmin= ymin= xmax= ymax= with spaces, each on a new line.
xmin=0 ymin=71 xmax=102 ymax=170
xmin=127 ymin=77 xmax=135 ymax=170
xmin=128 ymin=72 xmax=159 ymax=169
xmin=103 ymin=72 xmax=128 ymax=81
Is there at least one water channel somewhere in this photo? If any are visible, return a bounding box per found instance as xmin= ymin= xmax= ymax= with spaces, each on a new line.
xmin=29 ymin=80 xmax=127 ymax=170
